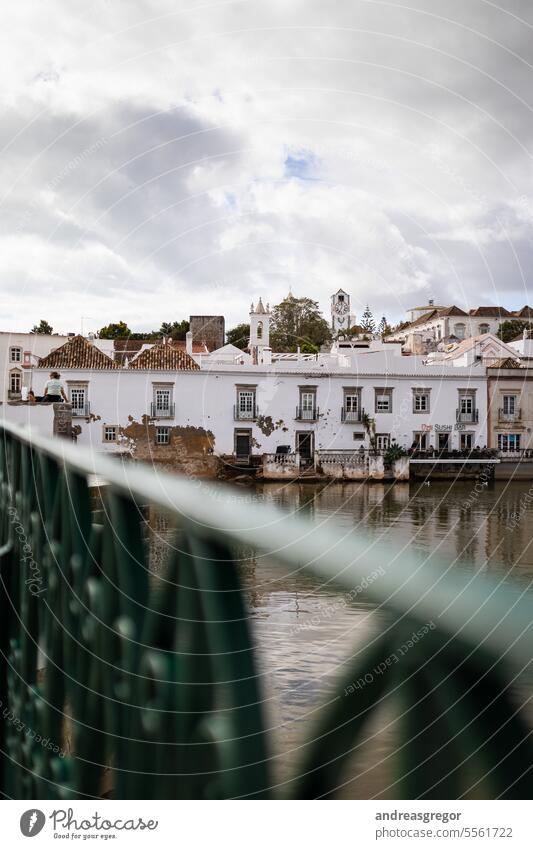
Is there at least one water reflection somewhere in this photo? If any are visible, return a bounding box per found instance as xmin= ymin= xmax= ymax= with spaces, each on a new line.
xmin=146 ymin=479 xmax=533 ymax=797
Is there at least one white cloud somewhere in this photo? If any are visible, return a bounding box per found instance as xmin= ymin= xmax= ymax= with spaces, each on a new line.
xmin=1 ymin=0 xmax=533 ymax=332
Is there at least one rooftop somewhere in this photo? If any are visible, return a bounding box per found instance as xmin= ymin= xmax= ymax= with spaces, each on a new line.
xmin=38 ymin=335 xmax=118 ymax=370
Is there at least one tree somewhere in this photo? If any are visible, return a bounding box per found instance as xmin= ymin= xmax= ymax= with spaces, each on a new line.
xmin=226 ymin=323 xmax=250 ymax=350
xmin=360 ymin=305 xmax=376 ymax=334
xmin=31 ymin=319 xmax=53 ymax=334
xmin=97 ymin=321 xmax=132 ymax=339
xmin=497 ymin=320 xmax=533 ymax=343
xmin=159 ymin=320 xmax=190 ymax=341
xmin=378 ymin=315 xmax=392 ymax=338
xmin=269 ymin=295 xmax=331 ymax=352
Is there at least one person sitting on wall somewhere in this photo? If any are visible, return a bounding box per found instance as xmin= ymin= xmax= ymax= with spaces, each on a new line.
xmin=42 ymin=371 xmax=67 ymax=403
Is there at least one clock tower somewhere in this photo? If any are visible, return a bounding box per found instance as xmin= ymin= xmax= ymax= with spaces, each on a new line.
xmin=331 ymin=289 xmax=355 ymax=333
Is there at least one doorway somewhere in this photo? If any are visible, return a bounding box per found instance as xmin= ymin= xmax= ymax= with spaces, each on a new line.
xmin=437 ymin=432 xmax=450 ymax=452
xmin=296 ymin=431 xmax=314 ymax=466
xmin=234 ymin=429 xmax=252 ymax=460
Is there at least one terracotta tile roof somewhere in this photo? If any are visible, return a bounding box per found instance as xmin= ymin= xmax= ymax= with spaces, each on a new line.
xmin=172 ymin=340 xmax=209 ymax=353
xmin=487 ymin=358 xmax=524 ymax=369
xmin=468 ymin=306 xmax=512 ymax=317
xmin=437 ymin=305 xmax=468 ymax=317
xmin=128 ymin=339 xmax=200 ymax=370
xmin=511 ymin=306 xmax=533 ymax=319
xmin=39 ymin=335 xmax=118 ymax=369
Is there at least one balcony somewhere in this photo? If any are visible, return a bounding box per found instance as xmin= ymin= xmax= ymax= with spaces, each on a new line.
xmin=498 ymin=408 xmax=521 ymax=423
xmin=296 ymin=405 xmax=319 ymax=422
xmin=150 ymin=401 xmax=175 ymax=419
xmin=72 ymin=402 xmax=91 ymax=417
xmin=341 ymin=406 xmax=364 ymax=423
xmin=456 ymin=408 xmax=479 ymax=423
xmin=234 ymin=404 xmax=258 ymax=421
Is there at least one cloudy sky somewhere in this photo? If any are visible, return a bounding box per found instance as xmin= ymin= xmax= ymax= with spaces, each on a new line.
xmin=2 ymin=0 xmax=533 ymax=334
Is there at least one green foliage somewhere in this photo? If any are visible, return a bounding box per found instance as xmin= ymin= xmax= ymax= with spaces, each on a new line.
xmin=384 ymin=443 xmax=407 ymax=465
xmin=226 ymin=323 xmax=250 ymax=350
xmin=30 ymin=319 xmax=53 ymax=334
xmin=497 ymin=320 xmax=533 ymax=343
xmin=270 ymin=295 xmax=331 ymax=352
xmin=159 ymin=320 xmax=190 ymax=341
xmin=360 ymin=305 xmax=376 ymax=333
xmin=97 ymin=321 xmax=132 ymax=339
xmin=378 ymin=315 xmax=392 ymax=337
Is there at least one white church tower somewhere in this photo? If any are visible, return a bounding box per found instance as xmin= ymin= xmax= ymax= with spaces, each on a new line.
xmin=331 ymin=289 xmax=356 ymax=333
xmin=249 ymin=298 xmax=272 ymax=363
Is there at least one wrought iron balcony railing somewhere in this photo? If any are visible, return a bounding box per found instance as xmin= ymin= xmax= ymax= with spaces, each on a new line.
xmin=456 ymin=408 xmax=479 ymax=423
xmin=295 ymin=405 xmax=319 ymax=421
xmin=150 ymin=401 xmax=175 ymax=418
xmin=71 ymin=402 xmax=90 ymax=418
xmin=1 ymin=418 xmax=532 ymax=800
xmin=341 ymin=406 xmax=363 ymax=422
xmin=233 ymin=404 xmax=258 ymax=421
xmin=498 ymin=408 xmax=521 ymax=422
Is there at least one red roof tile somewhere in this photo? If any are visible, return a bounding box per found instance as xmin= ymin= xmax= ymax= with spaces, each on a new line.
xmin=39 ymin=335 xmax=118 ymax=369
xmin=128 ymin=339 xmax=200 ymax=370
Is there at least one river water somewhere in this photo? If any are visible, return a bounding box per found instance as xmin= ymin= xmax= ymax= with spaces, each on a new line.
xmin=148 ymin=479 xmax=533 ymax=798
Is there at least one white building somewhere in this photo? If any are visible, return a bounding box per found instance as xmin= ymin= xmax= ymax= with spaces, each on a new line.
xmin=16 ymin=335 xmax=489 ymax=461
xmin=1 ymin=331 xmax=72 ymax=402
xmin=387 ymin=303 xmax=528 ymax=350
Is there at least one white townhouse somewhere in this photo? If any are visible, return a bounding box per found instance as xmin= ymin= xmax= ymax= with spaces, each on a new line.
xmin=22 ymin=335 xmax=488 ymax=462
xmin=0 ymin=330 xmax=116 ymax=403
xmin=387 ymin=302 xmax=533 ymax=351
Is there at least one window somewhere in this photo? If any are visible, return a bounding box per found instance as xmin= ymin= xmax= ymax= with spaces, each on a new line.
xmin=502 ymin=395 xmax=516 ymax=415
xmin=9 ymin=370 xmax=21 ymax=394
xmin=413 ymin=390 xmax=430 ymax=413
xmin=70 ymin=387 xmax=87 ymax=416
xmin=237 ymin=389 xmax=256 ymax=419
xmin=256 ymin=321 xmax=263 ymax=340
xmin=10 ymin=347 xmax=22 ymax=363
xmin=152 ymin=385 xmax=174 ymax=418
xmin=155 ymin=388 xmax=171 ymax=411
xmin=353 ymin=432 xmax=365 ymax=441
xmin=299 ymin=390 xmax=317 ymax=420
xmin=376 ymin=434 xmax=390 ymax=450
xmin=454 ymin=323 xmax=466 ymax=339
xmin=479 ymin=323 xmax=490 ymax=335
xmin=343 ymin=389 xmax=361 ymax=421
xmin=498 ymin=434 xmax=521 ymax=452
xmin=460 ymin=432 xmax=474 ymax=451
xmin=375 ymin=388 xmax=392 ymax=413
xmin=413 ymin=432 xmax=429 ymax=450
xmin=103 ymin=426 xmax=117 ymax=442
xmin=338 ymin=294 xmax=345 ymax=302
xmin=345 ymin=393 xmax=359 ymax=412
xmin=156 ymin=427 xmax=170 ymax=445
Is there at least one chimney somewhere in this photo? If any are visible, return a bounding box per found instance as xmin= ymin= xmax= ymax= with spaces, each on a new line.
xmin=186 ymin=331 xmax=193 ymax=356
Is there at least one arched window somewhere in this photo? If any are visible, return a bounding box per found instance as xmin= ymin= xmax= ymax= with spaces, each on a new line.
xmin=479 ymin=323 xmax=490 ymax=335
xmin=454 ymin=323 xmax=466 ymax=339
xmin=257 ymin=321 xmax=263 ymax=340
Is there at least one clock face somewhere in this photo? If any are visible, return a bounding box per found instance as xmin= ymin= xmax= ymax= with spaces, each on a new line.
xmin=335 ymin=301 xmax=349 ymax=314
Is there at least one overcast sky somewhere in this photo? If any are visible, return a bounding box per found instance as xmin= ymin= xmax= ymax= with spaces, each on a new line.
xmin=2 ymin=0 xmax=533 ymax=334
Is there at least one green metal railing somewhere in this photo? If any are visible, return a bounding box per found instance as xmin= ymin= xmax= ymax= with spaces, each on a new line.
xmin=1 ymin=419 xmax=532 ymax=799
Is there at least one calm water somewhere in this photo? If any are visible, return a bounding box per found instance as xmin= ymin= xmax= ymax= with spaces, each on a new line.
xmin=149 ymin=479 xmax=533 ymax=798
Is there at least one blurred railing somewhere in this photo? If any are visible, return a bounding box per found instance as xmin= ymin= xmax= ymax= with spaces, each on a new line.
xmin=1 ymin=419 xmax=532 ymax=800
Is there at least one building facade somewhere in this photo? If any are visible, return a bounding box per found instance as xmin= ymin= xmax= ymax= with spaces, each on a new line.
xmin=18 ymin=337 xmax=489 ymax=464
